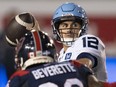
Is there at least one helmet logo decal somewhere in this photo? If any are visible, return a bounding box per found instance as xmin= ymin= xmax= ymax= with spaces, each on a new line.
xmin=36 ymin=51 xmax=42 ymax=56
xmin=28 ymin=51 xmax=42 ymax=58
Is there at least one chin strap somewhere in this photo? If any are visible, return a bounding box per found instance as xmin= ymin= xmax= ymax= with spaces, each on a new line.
xmin=78 ymin=29 xmax=82 ymax=37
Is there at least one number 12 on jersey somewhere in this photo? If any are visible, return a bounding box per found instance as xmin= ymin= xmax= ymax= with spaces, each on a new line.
xmin=82 ymin=36 xmax=99 ymax=50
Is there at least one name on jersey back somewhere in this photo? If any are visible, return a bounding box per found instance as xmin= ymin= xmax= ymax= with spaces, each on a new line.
xmin=32 ymin=63 xmax=76 ymax=79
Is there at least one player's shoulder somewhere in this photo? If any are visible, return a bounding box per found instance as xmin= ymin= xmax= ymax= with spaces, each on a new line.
xmin=80 ymin=34 xmax=99 ymax=39
xmin=6 ymin=70 xmax=29 ymax=87
xmin=79 ymin=34 xmax=103 ymax=42
xmin=79 ymin=34 xmax=105 ymax=47
xmin=10 ymin=70 xmax=29 ymax=79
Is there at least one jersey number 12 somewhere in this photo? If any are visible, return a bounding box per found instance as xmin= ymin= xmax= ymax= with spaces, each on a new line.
xmin=82 ymin=37 xmax=99 ymax=50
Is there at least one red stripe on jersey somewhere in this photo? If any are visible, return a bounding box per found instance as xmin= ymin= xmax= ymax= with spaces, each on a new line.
xmin=104 ymin=82 xmax=116 ymax=87
xmin=71 ymin=60 xmax=81 ymax=67
xmin=10 ymin=70 xmax=29 ymax=79
xmin=32 ymin=31 xmax=42 ymax=51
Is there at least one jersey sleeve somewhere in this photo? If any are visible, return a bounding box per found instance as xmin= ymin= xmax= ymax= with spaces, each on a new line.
xmin=6 ymin=76 xmax=20 ymax=87
xmin=6 ymin=70 xmax=29 ymax=87
xmin=74 ymin=34 xmax=106 ymax=67
xmin=74 ymin=34 xmax=107 ymax=81
xmin=77 ymin=52 xmax=97 ymax=68
xmin=74 ymin=34 xmax=105 ymax=56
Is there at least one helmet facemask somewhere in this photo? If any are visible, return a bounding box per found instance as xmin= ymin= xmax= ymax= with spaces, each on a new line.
xmin=59 ymin=27 xmax=80 ymax=46
xmin=52 ymin=16 xmax=87 ymax=46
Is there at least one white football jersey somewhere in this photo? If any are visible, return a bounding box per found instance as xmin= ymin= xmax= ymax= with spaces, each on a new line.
xmin=58 ymin=34 xmax=107 ymax=81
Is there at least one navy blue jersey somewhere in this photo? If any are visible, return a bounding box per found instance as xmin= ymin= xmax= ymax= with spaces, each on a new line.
xmin=6 ymin=61 xmax=93 ymax=87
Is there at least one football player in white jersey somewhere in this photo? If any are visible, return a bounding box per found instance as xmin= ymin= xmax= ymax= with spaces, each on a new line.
xmin=51 ymin=2 xmax=107 ymax=81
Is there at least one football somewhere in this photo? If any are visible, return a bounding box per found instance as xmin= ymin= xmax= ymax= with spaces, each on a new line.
xmin=5 ymin=13 xmax=35 ymax=46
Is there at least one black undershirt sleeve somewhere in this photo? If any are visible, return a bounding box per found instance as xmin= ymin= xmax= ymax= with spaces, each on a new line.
xmin=76 ymin=52 xmax=98 ymax=68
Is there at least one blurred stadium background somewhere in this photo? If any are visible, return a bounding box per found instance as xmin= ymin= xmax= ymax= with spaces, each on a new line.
xmin=0 ymin=0 xmax=116 ymax=86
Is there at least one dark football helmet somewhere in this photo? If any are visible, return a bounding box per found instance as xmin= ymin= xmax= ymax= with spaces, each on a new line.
xmin=52 ymin=2 xmax=88 ymax=46
xmin=15 ymin=30 xmax=56 ymax=70
xmin=5 ymin=12 xmax=39 ymax=47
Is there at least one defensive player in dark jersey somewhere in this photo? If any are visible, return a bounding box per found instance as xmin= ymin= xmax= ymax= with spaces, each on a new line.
xmin=6 ymin=30 xmax=115 ymax=87
xmin=6 ymin=29 xmax=95 ymax=87
xmin=4 ymin=12 xmax=94 ymax=87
